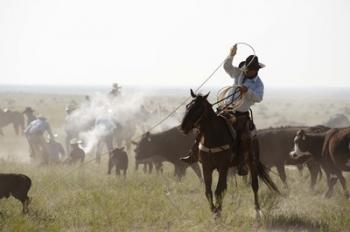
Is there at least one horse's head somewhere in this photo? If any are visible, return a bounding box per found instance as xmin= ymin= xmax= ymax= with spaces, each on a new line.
xmin=181 ymin=89 xmax=211 ymax=134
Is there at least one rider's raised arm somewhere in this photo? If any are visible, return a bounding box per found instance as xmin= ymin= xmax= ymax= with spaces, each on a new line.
xmin=223 ymin=56 xmax=242 ymax=80
xmin=245 ymin=78 xmax=264 ymax=103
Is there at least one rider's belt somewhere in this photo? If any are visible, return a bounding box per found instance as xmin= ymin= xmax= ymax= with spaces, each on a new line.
xmin=198 ymin=143 xmax=230 ymax=153
xmin=234 ymin=111 xmax=249 ymax=117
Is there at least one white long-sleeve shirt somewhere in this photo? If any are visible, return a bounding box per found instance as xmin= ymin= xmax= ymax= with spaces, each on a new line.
xmin=223 ymin=56 xmax=264 ymax=112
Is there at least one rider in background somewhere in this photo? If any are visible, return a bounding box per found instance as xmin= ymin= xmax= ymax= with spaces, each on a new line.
xmin=109 ymin=82 xmax=122 ymax=98
xmin=24 ymin=116 xmax=55 ymax=163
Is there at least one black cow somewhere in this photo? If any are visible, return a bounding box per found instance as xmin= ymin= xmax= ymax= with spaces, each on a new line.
xmin=134 ymin=127 xmax=203 ymax=182
xmin=135 ymin=156 xmax=164 ymax=175
xmin=108 ymin=147 xmax=128 ymax=177
xmin=0 ymin=173 xmax=32 ymax=214
xmin=290 ymin=127 xmax=350 ymax=198
xmin=258 ymin=125 xmax=329 ymax=189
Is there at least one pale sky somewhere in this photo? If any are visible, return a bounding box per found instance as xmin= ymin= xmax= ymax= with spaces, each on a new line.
xmin=0 ymin=0 xmax=349 ymax=88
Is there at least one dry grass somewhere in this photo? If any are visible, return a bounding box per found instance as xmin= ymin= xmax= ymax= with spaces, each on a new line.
xmin=0 ymin=91 xmax=350 ymax=231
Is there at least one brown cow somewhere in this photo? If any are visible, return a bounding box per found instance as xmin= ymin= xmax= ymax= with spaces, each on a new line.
xmin=290 ymin=127 xmax=350 ymax=198
xmin=258 ymin=125 xmax=329 ymax=190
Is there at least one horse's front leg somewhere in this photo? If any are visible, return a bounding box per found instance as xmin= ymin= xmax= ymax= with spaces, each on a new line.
xmin=202 ymin=164 xmax=215 ymax=212
xmin=214 ymin=166 xmax=229 ymax=216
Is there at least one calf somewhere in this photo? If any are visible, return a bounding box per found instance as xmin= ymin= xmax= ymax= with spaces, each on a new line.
xmin=0 ymin=173 xmax=32 ymax=214
xmin=108 ymin=147 xmax=128 ymax=177
xmin=290 ymin=128 xmax=350 ymax=198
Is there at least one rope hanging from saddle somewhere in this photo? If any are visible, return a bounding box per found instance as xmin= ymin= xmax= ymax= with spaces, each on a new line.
xmin=214 ymin=85 xmax=244 ymax=113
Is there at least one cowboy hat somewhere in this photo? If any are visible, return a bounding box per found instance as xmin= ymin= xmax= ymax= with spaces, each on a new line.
xmin=23 ymin=107 xmax=34 ymax=114
xmin=240 ymin=55 xmax=265 ymax=71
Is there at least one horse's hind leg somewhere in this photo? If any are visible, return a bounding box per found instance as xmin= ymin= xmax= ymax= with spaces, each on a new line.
xmin=202 ymin=165 xmax=215 ymax=212
xmin=214 ymin=167 xmax=229 ymax=215
xmin=249 ymin=163 xmax=261 ymax=219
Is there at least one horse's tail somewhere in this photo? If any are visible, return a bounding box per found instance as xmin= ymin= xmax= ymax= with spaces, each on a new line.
xmin=252 ymin=136 xmax=280 ymax=194
xmin=256 ymin=161 xmax=280 ymax=194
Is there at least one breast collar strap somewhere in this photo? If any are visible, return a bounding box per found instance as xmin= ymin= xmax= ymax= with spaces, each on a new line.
xmin=198 ymin=143 xmax=231 ymax=153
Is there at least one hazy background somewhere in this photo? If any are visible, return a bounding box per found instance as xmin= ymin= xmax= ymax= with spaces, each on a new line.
xmin=0 ymin=0 xmax=349 ymax=88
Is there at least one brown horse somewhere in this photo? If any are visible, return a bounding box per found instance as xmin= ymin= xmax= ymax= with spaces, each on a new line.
xmin=180 ymin=90 xmax=279 ymax=218
xmin=0 ymin=109 xmax=25 ymax=136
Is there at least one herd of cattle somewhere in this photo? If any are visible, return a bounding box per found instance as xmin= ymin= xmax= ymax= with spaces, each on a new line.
xmin=133 ymin=124 xmax=350 ymax=202
xmin=1 ymin=104 xmax=350 ymax=214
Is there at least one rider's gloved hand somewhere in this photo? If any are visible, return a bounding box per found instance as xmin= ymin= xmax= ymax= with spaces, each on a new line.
xmin=240 ymin=85 xmax=248 ymax=93
xmin=229 ymin=44 xmax=237 ymax=57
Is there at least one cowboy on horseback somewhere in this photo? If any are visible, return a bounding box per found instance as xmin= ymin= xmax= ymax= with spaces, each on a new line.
xmin=181 ymin=44 xmax=265 ymax=176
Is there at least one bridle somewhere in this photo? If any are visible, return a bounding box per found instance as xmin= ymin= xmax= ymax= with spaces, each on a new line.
xmin=186 ymin=99 xmax=211 ymax=130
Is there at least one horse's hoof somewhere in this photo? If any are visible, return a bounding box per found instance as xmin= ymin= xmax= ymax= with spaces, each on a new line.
xmin=213 ymin=210 xmax=221 ymax=220
xmin=255 ymin=209 xmax=262 ymax=221
xmin=212 ymin=206 xmax=222 ymax=219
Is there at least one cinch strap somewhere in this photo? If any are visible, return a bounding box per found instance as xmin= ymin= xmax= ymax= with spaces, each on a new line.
xmin=198 ymin=143 xmax=230 ymax=153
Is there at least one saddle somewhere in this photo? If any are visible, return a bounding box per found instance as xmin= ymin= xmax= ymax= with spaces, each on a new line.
xmin=218 ymin=110 xmax=258 ymax=149
xmin=218 ymin=111 xmax=237 ymax=144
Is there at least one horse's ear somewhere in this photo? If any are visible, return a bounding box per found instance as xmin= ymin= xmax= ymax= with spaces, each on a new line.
xmin=301 ymin=131 xmax=306 ymax=140
xmin=203 ymin=92 xmax=210 ymax=99
xmin=190 ymin=89 xmax=196 ymax=98
xmin=298 ymin=130 xmax=306 ymax=140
